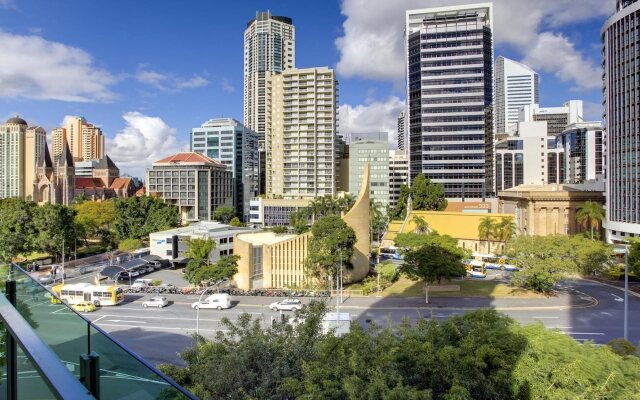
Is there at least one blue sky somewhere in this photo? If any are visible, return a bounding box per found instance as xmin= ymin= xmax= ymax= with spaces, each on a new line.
xmin=0 ymin=0 xmax=615 ymax=177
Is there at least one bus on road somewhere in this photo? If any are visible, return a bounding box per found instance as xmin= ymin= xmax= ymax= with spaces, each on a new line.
xmin=379 ymin=246 xmax=402 ymax=261
xmin=51 ymin=283 xmax=124 ymax=307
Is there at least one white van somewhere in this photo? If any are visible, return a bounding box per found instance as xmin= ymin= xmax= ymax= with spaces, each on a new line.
xmin=191 ymin=293 xmax=231 ymax=310
xmin=131 ymin=279 xmax=153 ymax=288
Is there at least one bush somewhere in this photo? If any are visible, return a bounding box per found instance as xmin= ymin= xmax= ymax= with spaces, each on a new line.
xmin=607 ymin=338 xmax=637 ymax=356
xmin=375 ymin=262 xmax=399 ymax=283
xmin=118 ymin=238 xmax=142 ymax=252
xmin=150 ymin=279 xmax=162 ymax=287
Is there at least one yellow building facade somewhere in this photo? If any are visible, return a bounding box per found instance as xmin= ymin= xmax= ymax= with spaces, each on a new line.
xmin=382 ymin=210 xmax=512 ymax=254
xmin=234 ymin=165 xmax=371 ymax=289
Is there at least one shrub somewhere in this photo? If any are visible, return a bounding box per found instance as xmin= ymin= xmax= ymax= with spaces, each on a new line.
xmin=150 ymin=279 xmax=162 ymax=287
xmin=607 ymin=338 xmax=637 ymax=356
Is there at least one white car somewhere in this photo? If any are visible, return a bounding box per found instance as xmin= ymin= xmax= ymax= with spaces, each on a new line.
xmin=191 ymin=293 xmax=231 ymax=310
xmin=270 ymin=298 xmax=304 ymax=312
xmin=142 ymin=296 xmax=169 ymax=308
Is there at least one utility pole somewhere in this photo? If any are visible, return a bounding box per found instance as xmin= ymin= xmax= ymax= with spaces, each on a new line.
xmin=624 ymin=247 xmax=629 ymax=341
xmin=62 ymin=238 xmax=65 ymax=285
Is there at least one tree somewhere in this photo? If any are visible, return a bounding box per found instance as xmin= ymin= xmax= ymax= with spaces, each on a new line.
xmin=478 ymin=216 xmax=496 ymax=253
xmin=388 ymin=174 xmax=447 ymax=220
xmin=411 ymin=173 xmax=448 ymax=211
xmin=289 ymin=209 xmax=310 ymax=235
xmin=32 ymin=204 xmax=78 ymax=262
xmin=229 ymin=217 xmax=245 ymax=227
xmin=213 ymin=205 xmax=235 ymax=224
xmin=305 ymin=215 xmax=356 ymax=284
xmin=0 ymin=199 xmax=36 ymax=263
xmin=114 ymin=196 xmax=179 ymax=240
xmin=191 ymin=255 xmax=240 ymax=285
xmin=628 ymin=239 xmax=640 ymax=275
xmin=411 ymin=215 xmax=429 ymax=234
xmin=184 ymin=237 xmax=217 ymax=283
xmin=118 ymin=238 xmax=142 ymax=252
xmin=74 ymin=200 xmax=116 ymax=243
xmin=506 ymin=235 xmax=612 ymax=293
xmin=271 ymin=226 xmax=288 ymax=234
xmin=495 ymin=216 xmax=515 ymax=242
xmin=370 ymin=199 xmax=387 ymax=242
xmin=399 ymin=242 xmax=466 ymax=303
xmin=577 ymin=201 xmax=604 ymax=240
xmin=395 ymin=231 xmax=467 ymax=257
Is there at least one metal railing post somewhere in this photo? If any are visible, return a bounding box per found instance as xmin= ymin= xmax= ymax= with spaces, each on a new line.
xmin=80 ymin=352 xmax=100 ymax=399
xmin=6 ymin=277 xmax=17 ymax=400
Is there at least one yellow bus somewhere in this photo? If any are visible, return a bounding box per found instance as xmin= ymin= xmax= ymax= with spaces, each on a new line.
xmin=51 ymin=282 xmax=124 ymax=306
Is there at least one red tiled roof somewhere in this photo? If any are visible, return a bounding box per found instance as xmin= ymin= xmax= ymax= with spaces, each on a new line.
xmin=154 ymin=152 xmax=224 ymax=165
xmin=153 ymin=152 xmax=225 ymax=167
xmin=135 ymin=186 xmax=146 ymax=196
xmin=75 ymin=178 xmax=107 ymax=189
xmin=110 ymin=177 xmax=132 ymax=190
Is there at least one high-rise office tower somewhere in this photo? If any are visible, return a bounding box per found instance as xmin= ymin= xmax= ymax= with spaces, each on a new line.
xmin=397 ymin=110 xmax=406 ymax=151
xmin=24 ymin=126 xmax=47 ymax=201
xmin=52 ymin=116 xmax=105 ymax=163
xmin=0 ymin=116 xmax=27 ymax=199
xmin=244 ymin=11 xmax=295 ymax=195
xmin=494 ymin=56 xmax=539 ymax=133
xmin=389 ymin=150 xmax=408 ymax=209
xmin=520 ymin=100 xmax=583 ymax=136
xmin=349 ymin=133 xmax=390 ymax=208
xmin=191 ymin=118 xmax=259 ymax=221
xmin=602 ymin=0 xmax=640 ymax=242
xmin=266 ymin=67 xmax=338 ymax=199
xmin=406 ymin=3 xmax=494 ymax=200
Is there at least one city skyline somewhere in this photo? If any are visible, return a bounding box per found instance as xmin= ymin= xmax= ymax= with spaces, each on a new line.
xmin=0 ymin=0 xmax=614 ymax=177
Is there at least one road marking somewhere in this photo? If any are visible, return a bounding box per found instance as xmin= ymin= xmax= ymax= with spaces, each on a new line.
xmin=94 ymin=314 xmax=223 ymax=322
xmin=564 ymin=332 xmax=605 ymax=336
xmin=96 ymin=323 xmax=225 ymax=333
xmin=611 ymin=294 xmax=624 ymax=302
xmin=92 ymin=315 xmax=106 ymax=324
xmin=106 ymin=319 xmax=147 ymax=324
xmin=52 ymin=307 xmax=69 ymax=314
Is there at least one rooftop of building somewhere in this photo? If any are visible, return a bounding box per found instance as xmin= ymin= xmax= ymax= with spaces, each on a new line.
xmin=500 ymin=181 xmax=605 ymax=193
xmin=384 ymin=210 xmax=512 ymax=242
xmin=150 ymin=221 xmax=255 ymax=238
xmin=246 ymin=11 xmax=293 ymax=28
xmin=5 ymin=116 xmax=27 ymax=125
xmin=236 ymin=231 xmax=297 ymax=246
xmin=153 ymin=152 xmax=226 ymax=168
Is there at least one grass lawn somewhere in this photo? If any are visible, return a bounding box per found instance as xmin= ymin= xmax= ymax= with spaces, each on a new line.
xmin=380 ymin=275 xmax=545 ymax=299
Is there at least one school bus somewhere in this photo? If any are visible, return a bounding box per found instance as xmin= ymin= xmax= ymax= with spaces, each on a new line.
xmin=51 ymin=282 xmax=124 ymax=306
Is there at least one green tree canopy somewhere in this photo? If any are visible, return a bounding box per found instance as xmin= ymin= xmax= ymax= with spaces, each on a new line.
xmin=289 ymin=209 xmax=310 ymax=234
xmin=32 ymin=203 xmax=78 ymax=262
xmin=190 ymin=255 xmax=240 ymax=285
xmin=271 ymin=226 xmax=288 ymax=234
xmin=162 ymin=306 xmax=640 ymax=400
xmin=114 ymin=196 xmax=179 ymax=240
xmin=506 ymin=235 xmax=612 ymax=292
xmin=213 ymin=205 xmax=235 ymax=224
xmin=0 ymin=199 xmax=37 ymax=263
xmin=389 ymin=174 xmax=447 ymax=220
xmin=370 ymin=199 xmax=387 ymax=242
xmin=305 ymin=215 xmax=356 ymax=283
xmin=118 ymin=238 xmax=143 ymax=252
xmin=229 ymin=217 xmax=245 ymax=227
xmin=399 ymin=239 xmax=467 ymax=303
xmin=184 ymin=237 xmax=217 ymax=284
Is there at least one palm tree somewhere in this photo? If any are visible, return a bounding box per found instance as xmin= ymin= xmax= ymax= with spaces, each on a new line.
xmin=577 ymin=201 xmax=604 ymax=240
xmin=497 ymin=216 xmax=516 ymax=242
xmin=412 ymin=215 xmax=429 ymax=234
xmin=369 ymin=199 xmax=387 ymax=242
xmin=478 ymin=216 xmax=495 ymax=254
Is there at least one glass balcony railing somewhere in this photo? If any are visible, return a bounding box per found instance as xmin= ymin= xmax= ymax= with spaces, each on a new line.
xmin=0 ymin=264 xmax=196 ymax=400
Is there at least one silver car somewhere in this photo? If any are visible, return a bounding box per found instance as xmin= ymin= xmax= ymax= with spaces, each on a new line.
xmin=269 ymin=298 xmax=304 ymax=311
xmin=142 ymin=296 xmax=169 ymax=308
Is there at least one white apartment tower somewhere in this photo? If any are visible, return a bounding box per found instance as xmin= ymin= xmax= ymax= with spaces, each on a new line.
xmin=495 ymin=56 xmax=539 ymax=133
xmin=389 ymin=150 xmax=408 ymax=209
xmin=602 ymin=0 xmax=640 ymax=242
xmin=243 ymin=11 xmax=295 ymax=139
xmin=266 ymin=67 xmax=338 ymax=199
xmin=406 ymin=3 xmax=494 ymax=200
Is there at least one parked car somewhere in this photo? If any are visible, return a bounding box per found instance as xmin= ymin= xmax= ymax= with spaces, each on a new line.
xmin=38 ymin=276 xmax=54 ymax=285
xmin=131 ymin=278 xmax=153 ymax=288
xmin=117 ymin=271 xmax=130 ymax=281
xmin=270 ymin=298 xmax=304 ymax=312
xmin=72 ymin=302 xmax=96 ymax=313
xmin=128 ymin=269 xmax=140 ymax=278
xmin=191 ymin=293 xmax=231 ymax=310
xmin=142 ymin=264 xmax=155 ymax=273
xmin=142 ymin=296 xmax=169 ymax=308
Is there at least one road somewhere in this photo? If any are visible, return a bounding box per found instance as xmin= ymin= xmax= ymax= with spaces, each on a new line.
xmin=71 ymin=278 xmax=640 ymax=366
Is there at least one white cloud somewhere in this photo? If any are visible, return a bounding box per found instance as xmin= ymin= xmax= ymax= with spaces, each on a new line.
xmin=338 ymin=96 xmax=404 ymax=147
xmin=107 ymin=112 xmax=187 ymax=177
xmin=336 ymin=0 xmax=614 ymax=90
xmin=523 ymin=32 xmax=602 ymax=91
xmin=220 ymin=78 xmax=235 ymax=93
xmin=0 ymin=31 xmax=117 ymax=102
xmin=135 ymin=66 xmax=209 ymax=91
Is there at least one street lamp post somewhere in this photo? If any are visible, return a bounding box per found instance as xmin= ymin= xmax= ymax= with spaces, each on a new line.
xmin=624 ymin=248 xmax=629 ymax=341
xmin=195 ymin=279 xmax=227 ymax=336
xmin=62 ymin=238 xmax=65 ymax=285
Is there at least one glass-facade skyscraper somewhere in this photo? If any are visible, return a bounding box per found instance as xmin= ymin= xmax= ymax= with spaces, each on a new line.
xmin=406 ymin=3 xmax=494 ymax=200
